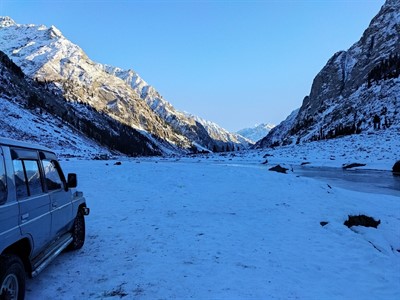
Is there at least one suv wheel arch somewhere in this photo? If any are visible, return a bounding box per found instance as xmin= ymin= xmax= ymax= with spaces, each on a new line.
xmin=2 ymin=238 xmax=32 ymax=276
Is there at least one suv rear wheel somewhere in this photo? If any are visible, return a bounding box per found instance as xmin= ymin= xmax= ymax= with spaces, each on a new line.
xmin=0 ymin=255 xmax=25 ymax=300
xmin=68 ymin=209 xmax=85 ymax=250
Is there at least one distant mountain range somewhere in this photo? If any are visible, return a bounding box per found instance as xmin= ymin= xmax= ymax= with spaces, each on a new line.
xmin=1 ymin=0 xmax=398 ymax=156
xmin=0 ymin=16 xmax=250 ymax=156
xmin=256 ymin=0 xmax=400 ymax=148
xmin=236 ymin=123 xmax=275 ymax=143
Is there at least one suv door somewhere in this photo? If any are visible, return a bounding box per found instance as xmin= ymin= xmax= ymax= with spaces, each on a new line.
xmin=41 ymin=152 xmax=73 ymax=238
xmin=11 ymin=148 xmax=51 ymax=257
xmin=0 ymin=146 xmax=20 ymax=253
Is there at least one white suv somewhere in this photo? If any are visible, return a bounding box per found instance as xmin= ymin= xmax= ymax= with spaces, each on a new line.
xmin=0 ymin=137 xmax=89 ymax=300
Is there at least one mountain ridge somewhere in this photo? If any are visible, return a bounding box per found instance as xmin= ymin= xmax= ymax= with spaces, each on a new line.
xmin=104 ymin=65 xmax=252 ymax=151
xmin=0 ymin=16 xmax=249 ymax=154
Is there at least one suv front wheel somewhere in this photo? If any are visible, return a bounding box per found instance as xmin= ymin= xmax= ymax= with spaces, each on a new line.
xmin=0 ymin=255 xmax=25 ymax=300
xmin=68 ymin=209 xmax=86 ymax=251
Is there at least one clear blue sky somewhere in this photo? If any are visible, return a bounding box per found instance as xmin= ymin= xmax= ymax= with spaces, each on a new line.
xmin=1 ymin=0 xmax=385 ymax=132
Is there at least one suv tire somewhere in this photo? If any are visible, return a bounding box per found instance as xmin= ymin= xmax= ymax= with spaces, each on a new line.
xmin=68 ymin=209 xmax=86 ymax=250
xmin=0 ymin=255 xmax=25 ymax=300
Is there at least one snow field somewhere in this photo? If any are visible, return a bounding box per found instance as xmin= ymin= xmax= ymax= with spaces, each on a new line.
xmin=208 ymin=129 xmax=399 ymax=171
xmin=26 ymin=158 xmax=399 ymax=299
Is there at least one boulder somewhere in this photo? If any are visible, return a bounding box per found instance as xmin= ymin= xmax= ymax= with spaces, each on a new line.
xmin=392 ymin=160 xmax=400 ymax=175
xmin=269 ymin=165 xmax=288 ymax=174
xmin=344 ymin=215 xmax=380 ymax=228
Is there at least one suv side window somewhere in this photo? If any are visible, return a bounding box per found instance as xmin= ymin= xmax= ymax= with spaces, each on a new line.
xmin=0 ymin=149 xmax=6 ymax=205
xmin=13 ymin=159 xmax=44 ymax=199
xmin=42 ymin=160 xmax=63 ymax=191
xmin=13 ymin=160 xmax=28 ymax=199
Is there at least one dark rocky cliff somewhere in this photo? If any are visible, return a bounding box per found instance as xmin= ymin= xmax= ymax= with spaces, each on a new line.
xmin=257 ymin=0 xmax=400 ymax=148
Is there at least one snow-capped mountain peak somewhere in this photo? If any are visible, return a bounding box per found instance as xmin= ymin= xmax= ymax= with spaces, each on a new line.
xmin=48 ymin=25 xmax=63 ymax=39
xmin=236 ymin=123 xmax=275 ymax=143
xmin=0 ymin=16 xmax=16 ymax=27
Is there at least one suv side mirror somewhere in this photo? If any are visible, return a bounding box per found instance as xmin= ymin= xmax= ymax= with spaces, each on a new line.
xmin=67 ymin=173 xmax=77 ymax=188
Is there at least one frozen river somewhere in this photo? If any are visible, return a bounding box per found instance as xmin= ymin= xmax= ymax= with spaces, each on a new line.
xmin=294 ymin=166 xmax=400 ymax=197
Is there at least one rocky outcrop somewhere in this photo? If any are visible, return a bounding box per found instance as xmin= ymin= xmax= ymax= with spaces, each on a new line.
xmin=258 ymin=0 xmax=400 ymax=148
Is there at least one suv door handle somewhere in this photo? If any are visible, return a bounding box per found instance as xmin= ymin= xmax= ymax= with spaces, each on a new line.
xmin=52 ymin=202 xmax=58 ymax=208
xmin=21 ymin=213 xmax=29 ymax=221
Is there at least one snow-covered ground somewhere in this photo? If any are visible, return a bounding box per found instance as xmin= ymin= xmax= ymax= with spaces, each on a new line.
xmin=224 ymin=129 xmax=400 ymax=171
xmin=25 ymin=145 xmax=399 ymax=299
